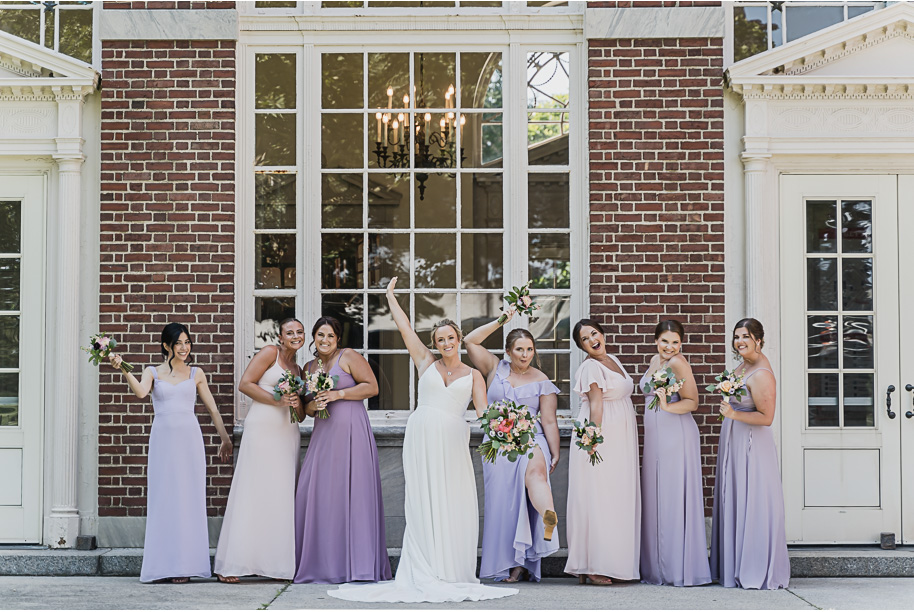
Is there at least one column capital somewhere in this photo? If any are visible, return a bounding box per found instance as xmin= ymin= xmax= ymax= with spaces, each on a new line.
xmin=740 ymin=152 xmax=772 ymax=171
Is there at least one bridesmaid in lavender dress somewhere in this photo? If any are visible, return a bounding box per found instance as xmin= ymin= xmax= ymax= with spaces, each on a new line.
xmin=711 ymin=318 xmax=790 ymax=590
xmin=109 ymin=323 xmax=233 ymax=584
xmin=294 ymin=316 xmax=391 ymax=584
xmin=464 ymin=312 xmax=560 ymax=583
xmin=639 ymin=320 xmax=711 ymax=587
xmin=565 ymin=319 xmax=641 ymax=585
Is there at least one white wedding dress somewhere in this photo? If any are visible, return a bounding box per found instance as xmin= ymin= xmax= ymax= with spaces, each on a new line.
xmin=328 ymin=366 xmax=518 ymax=603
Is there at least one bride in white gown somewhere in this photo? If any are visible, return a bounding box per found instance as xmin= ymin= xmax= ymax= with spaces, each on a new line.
xmin=328 ymin=278 xmax=518 ymax=603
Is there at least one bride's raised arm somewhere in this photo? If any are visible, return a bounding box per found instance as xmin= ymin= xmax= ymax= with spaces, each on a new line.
xmin=386 ymin=277 xmax=436 ymax=376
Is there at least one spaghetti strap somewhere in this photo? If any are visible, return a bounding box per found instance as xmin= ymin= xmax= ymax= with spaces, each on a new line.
xmin=746 ymin=367 xmax=774 ymax=379
xmin=333 ymin=348 xmax=347 ymax=370
xmin=149 ymin=366 xmax=158 ymax=380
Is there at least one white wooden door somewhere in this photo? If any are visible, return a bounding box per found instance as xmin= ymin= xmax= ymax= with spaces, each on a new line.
xmin=899 ymin=176 xmax=914 ymax=545
xmin=781 ymin=175 xmax=902 ymax=544
xmin=0 ymin=175 xmax=44 ymax=543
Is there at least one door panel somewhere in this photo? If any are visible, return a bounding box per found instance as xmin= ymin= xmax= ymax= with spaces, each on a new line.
xmin=0 ymin=176 xmax=44 ymax=543
xmin=900 ymin=176 xmax=914 ymax=545
xmin=781 ymin=175 xmax=900 ymax=544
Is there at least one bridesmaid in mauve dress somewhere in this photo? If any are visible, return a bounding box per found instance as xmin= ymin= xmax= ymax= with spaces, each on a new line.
xmin=464 ymin=312 xmax=561 ymax=583
xmin=711 ymin=318 xmax=790 ymax=590
xmin=565 ymin=319 xmax=640 ymax=585
xmin=294 ymin=316 xmax=391 ymax=584
xmin=109 ymin=323 xmax=233 ymax=584
xmin=214 ymin=318 xmax=305 ymax=582
xmin=639 ymin=320 xmax=711 ymax=587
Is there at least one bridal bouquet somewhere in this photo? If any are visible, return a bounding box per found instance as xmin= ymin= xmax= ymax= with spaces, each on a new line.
xmin=572 ymin=419 xmax=604 ymax=466
xmin=305 ymin=359 xmax=339 ymax=419
xmin=82 ymin=333 xmax=134 ymax=373
xmin=497 ymin=282 xmax=540 ymax=324
xmin=706 ymin=369 xmax=748 ymax=421
xmin=273 ymin=369 xmax=305 ymax=424
xmin=477 ymin=399 xmax=540 ymax=463
xmin=641 ymin=367 xmax=685 ymax=411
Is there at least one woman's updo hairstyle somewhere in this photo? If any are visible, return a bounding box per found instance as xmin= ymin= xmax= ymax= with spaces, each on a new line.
xmin=571 ymin=318 xmax=605 ymax=351
xmin=731 ymin=317 xmax=765 ymax=358
xmin=655 ymin=319 xmax=685 ymax=342
xmin=505 ymin=328 xmax=541 ymax=370
xmin=161 ymin=322 xmax=192 ymax=373
xmin=309 ymin=316 xmax=344 ymax=355
xmin=429 ymin=319 xmax=463 ymax=348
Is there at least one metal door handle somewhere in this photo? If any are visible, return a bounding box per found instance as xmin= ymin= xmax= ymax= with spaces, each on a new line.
xmin=906 ymin=384 xmax=914 ymax=419
xmin=886 ymin=385 xmax=896 ymax=419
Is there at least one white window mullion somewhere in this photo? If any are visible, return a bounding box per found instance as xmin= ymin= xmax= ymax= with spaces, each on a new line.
xmin=504 ymin=42 xmax=528 ymax=337
xmin=302 ymin=43 xmax=322 ymax=335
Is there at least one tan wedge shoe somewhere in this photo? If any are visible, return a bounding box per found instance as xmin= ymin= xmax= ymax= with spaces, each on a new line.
xmin=543 ymin=509 xmax=558 ymax=541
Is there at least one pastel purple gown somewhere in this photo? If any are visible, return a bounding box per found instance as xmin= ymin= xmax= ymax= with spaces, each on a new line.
xmin=480 ymin=361 xmax=561 ymax=582
xmin=639 ymin=372 xmax=711 ymax=587
xmin=711 ymin=367 xmax=790 ymax=590
xmin=294 ymin=349 xmax=392 ymax=584
xmin=140 ymin=366 xmax=211 ymax=583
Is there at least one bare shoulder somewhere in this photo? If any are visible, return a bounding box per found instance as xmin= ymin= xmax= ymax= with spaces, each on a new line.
xmin=529 ymin=367 xmax=550 ymax=383
xmin=194 ymin=367 xmax=207 ymax=382
xmin=669 ymin=353 xmax=692 ymax=372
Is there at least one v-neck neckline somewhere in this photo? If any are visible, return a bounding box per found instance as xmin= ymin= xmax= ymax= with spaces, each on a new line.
xmin=432 ymin=362 xmax=472 ymax=389
xmin=590 ymin=357 xmax=627 ymax=379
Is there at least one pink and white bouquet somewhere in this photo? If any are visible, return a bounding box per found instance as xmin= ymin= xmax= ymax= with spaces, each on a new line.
xmin=572 ymin=419 xmax=604 ymax=466
xmin=273 ymin=369 xmax=304 ymax=423
xmin=82 ymin=333 xmax=134 ymax=373
xmin=305 ymin=359 xmax=339 ymax=419
xmin=477 ymin=399 xmax=540 ymax=463
xmin=705 ymin=368 xmax=748 ymax=421
xmin=641 ymin=367 xmax=685 ymax=411
xmin=497 ymin=282 xmax=540 ymax=325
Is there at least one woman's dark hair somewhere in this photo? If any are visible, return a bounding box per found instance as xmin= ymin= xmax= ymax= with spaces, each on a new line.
xmin=309 ymin=316 xmax=344 ymax=355
xmin=505 ymin=328 xmax=541 ymax=370
xmin=278 ymin=317 xmax=304 ymax=334
xmin=161 ymin=322 xmax=192 ymax=373
xmin=732 ymin=317 xmax=765 ymax=358
xmin=572 ymin=318 xmax=605 ymax=351
xmin=655 ymin=319 xmax=685 ymax=342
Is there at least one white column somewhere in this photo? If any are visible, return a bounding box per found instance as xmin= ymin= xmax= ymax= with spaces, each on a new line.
xmin=45 ymin=89 xmax=87 ymax=548
xmin=741 ymin=152 xmax=772 ymax=319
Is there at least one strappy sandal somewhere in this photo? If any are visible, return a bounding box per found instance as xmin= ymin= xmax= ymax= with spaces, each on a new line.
xmin=170 ymin=577 xmax=190 ymax=584
xmin=216 ymin=574 xmax=239 ymax=584
xmin=543 ymin=509 xmax=558 ymax=541
xmin=579 ymin=574 xmax=613 ymax=586
xmin=503 ymin=567 xmax=528 ymax=583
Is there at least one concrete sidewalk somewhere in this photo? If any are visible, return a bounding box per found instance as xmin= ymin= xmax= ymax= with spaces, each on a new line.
xmin=2 ymin=576 xmax=914 ymax=610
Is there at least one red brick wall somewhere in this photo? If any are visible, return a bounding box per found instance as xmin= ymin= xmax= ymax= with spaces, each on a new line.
xmin=587 ymin=37 xmax=725 ymax=513
xmin=98 ymin=38 xmax=236 ymax=516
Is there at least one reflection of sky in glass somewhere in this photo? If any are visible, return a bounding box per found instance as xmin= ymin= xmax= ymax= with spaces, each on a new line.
xmin=527 ymin=52 xmax=569 ymax=109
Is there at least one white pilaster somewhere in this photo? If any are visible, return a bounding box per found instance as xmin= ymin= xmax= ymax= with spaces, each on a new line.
xmin=45 ymin=90 xmax=87 ymax=548
xmin=740 ymin=152 xmax=772 ymax=320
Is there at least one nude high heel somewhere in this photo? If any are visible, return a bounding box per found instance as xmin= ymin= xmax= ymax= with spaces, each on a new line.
xmin=543 ymin=509 xmax=558 ymax=541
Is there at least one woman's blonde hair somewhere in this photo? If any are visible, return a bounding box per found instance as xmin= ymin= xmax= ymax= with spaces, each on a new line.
xmin=429 ymin=319 xmax=463 ymax=348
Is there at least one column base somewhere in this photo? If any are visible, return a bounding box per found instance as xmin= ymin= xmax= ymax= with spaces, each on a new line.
xmin=44 ymin=512 xmax=80 ymax=549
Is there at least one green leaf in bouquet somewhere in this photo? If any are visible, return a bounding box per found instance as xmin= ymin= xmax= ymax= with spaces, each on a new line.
xmin=109 ymin=339 xmax=117 ymax=348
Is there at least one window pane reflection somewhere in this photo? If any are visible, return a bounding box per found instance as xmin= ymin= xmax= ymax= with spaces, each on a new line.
xmin=808 ymin=372 xmax=839 ymax=427
xmin=843 ymin=373 xmax=874 ymax=427
xmin=256 ymin=53 xmax=296 ymax=109
xmin=256 ymin=114 xmax=296 ymax=166
xmin=733 ymin=6 xmax=770 ymax=62
xmin=841 ymin=258 xmax=873 ymax=311
xmin=415 ymin=173 xmax=456 ymax=228
xmin=530 ymin=295 xmax=570 ymax=350
xmin=0 ymin=372 xmax=18 ymax=427
xmin=528 ymin=112 xmax=569 ymax=165
xmin=415 ymin=233 xmax=456 ymax=288
xmin=461 ymin=293 xmax=503 ymax=350
xmin=368 ymin=233 xmax=410 ymax=288
xmin=806 ymin=200 xmax=836 ymax=254
xmin=323 ymin=53 xmax=363 ymax=109
xmin=460 ymin=52 xmax=502 ymax=109
xmin=529 ymin=174 xmax=569 ymax=228
xmin=368 ymin=293 xmax=407 ymax=350
xmin=322 ymin=233 xmax=362 ymax=290
xmin=255 ymin=234 xmax=295 ymax=289
xmin=843 ymin=316 xmax=873 ymax=369
xmin=368 ymin=53 xmax=409 ymax=109
xmin=538 ymin=352 xmax=570 ymax=412
xmin=807 ymin=315 xmax=837 ymax=370
xmin=461 ymin=233 xmax=503 ymax=289
xmin=786 ymin=6 xmax=843 ymax=43
xmin=462 ymin=113 xmax=503 ymax=168
xmin=321 ymin=113 xmax=363 ymax=169
xmin=841 ymin=200 xmax=872 ymax=253
xmin=256 ymin=173 xmax=296 ymax=230
xmin=415 ymin=293 xmax=457 ymax=341
xmin=414 ymin=52 xmax=455 ymax=109
xmin=322 ymin=173 xmax=363 ymax=229
xmin=0 ymin=202 xmax=21 ymax=253
xmin=530 ymin=233 xmax=570 ymax=289
xmin=368 ymin=173 xmax=410 ymax=229
xmin=461 ymin=172 xmax=503 ymax=229
xmin=368 ymin=353 xmax=411 ymax=411
xmin=526 ymin=51 xmax=569 ymax=109
xmin=322 ymin=293 xmax=364 ymax=349
xmin=255 ymin=297 xmax=295 ymax=350
xmin=807 ymin=258 xmax=837 ymax=311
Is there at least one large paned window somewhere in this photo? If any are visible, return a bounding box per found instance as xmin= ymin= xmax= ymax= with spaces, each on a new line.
xmin=805 ymin=199 xmax=875 ymax=428
xmin=0 ymin=1 xmax=95 ymax=64
xmin=249 ymin=44 xmax=578 ymax=416
xmin=730 ymin=1 xmax=883 ymax=63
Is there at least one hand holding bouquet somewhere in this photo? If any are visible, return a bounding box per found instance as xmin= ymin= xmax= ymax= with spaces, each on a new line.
xmin=305 ymin=360 xmax=339 ymax=419
xmin=572 ymin=419 xmax=604 ymax=466
xmin=497 ymin=282 xmax=540 ymax=325
xmin=705 ymin=369 xmax=747 ymax=421
xmin=83 ymin=333 xmax=134 ymax=373
xmin=273 ymin=369 xmax=305 ymax=423
xmin=477 ymin=399 xmax=540 ymax=463
xmin=641 ymin=366 xmax=685 ymax=411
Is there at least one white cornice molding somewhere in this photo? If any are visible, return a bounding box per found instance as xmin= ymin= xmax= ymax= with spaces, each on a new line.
xmin=241 ymin=13 xmax=583 ymax=33
xmin=733 ymin=80 xmax=914 ymax=101
xmin=0 ymin=83 xmax=95 ymax=102
xmin=727 ymin=2 xmax=914 ymax=85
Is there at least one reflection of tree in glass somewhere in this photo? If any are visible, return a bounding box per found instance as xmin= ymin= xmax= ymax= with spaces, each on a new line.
xmin=255 ymin=174 xmax=296 ymax=229
xmin=256 ymin=53 xmax=296 ymax=108
xmin=530 ymin=260 xmax=570 ymax=290
xmin=0 ymin=4 xmax=92 ymax=63
xmin=734 ymin=6 xmax=773 ymax=62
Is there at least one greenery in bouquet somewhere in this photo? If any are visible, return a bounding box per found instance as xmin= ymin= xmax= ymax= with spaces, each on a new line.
xmin=477 ymin=399 xmax=540 ymax=463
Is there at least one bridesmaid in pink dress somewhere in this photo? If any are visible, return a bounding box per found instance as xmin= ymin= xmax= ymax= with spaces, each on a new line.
xmin=109 ymin=323 xmax=233 ymax=584
xmin=565 ymin=319 xmax=641 ymax=586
